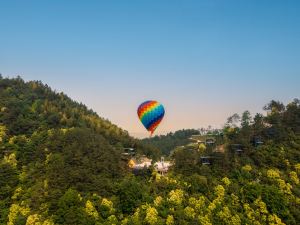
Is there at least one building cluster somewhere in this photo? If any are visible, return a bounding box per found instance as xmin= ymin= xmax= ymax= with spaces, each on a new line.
xmin=127 ymin=154 xmax=172 ymax=175
xmin=122 ymin=133 xmax=264 ymax=175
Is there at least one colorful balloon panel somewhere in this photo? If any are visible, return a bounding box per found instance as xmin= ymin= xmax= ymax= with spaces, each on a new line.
xmin=137 ymin=100 xmax=165 ymax=135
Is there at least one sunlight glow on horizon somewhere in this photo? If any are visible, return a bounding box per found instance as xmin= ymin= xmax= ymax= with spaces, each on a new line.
xmin=1 ymin=1 xmax=299 ymax=138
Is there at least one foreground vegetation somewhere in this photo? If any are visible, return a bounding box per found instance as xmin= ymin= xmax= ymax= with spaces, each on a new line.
xmin=0 ymin=76 xmax=299 ymax=224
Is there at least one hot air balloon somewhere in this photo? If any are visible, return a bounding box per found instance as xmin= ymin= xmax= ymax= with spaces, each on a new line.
xmin=137 ymin=100 xmax=165 ymax=136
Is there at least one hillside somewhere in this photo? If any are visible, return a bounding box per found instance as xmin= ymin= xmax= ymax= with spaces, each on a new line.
xmin=0 ymin=76 xmax=158 ymax=224
xmin=142 ymin=129 xmax=200 ymax=156
xmin=0 ymin=76 xmax=300 ymax=225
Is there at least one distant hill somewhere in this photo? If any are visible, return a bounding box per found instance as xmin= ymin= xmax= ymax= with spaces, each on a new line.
xmin=142 ymin=129 xmax=200 ymax=156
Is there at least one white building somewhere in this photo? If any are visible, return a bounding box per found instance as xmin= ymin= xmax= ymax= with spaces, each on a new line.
xmin=154 ymin=157 xmax=172 ymax=175
xmin=129 ymin=156 xmax=152 ymax=169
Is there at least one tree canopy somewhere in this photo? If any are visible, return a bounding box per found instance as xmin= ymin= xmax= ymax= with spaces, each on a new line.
xmin=0 ymin=76 xmax=300 ymax=224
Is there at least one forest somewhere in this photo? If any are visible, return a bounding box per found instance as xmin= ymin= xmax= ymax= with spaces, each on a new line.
xmin=0 ymin=76 xmax=300 ymax=225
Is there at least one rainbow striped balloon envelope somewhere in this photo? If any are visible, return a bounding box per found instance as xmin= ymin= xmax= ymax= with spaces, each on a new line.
xmin=137 ymin=100 xmax=165 ymax=135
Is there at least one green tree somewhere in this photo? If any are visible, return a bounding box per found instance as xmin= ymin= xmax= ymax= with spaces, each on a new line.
xmin=117 ymin=176 xmax=149 ymax=214
xmin=55 ymin=189 xmax=93 ymax=225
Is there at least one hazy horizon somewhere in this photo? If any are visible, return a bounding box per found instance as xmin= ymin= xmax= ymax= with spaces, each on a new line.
xmin=1 ymin=1 xmax=299 ymax=138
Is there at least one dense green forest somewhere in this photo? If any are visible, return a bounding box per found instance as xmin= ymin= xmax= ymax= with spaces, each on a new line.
xmin=0 ymin=76 xmax=300 ymax=224
xmin=142 ymin=129 xmax=200 ymax=156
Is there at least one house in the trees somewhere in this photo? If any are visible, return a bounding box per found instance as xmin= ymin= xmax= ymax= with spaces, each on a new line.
xmin=230 ymin=144 xmax=244 ymax=155
xmin=154 ymin=157 xmax=172 ymax=175
xmin=252 ymin=136 xmax=264 ymax=147
xmin=200 ymin=156 xmax=212 ymax=165
xmin=128 ymin=156 xmax=152 ymax=176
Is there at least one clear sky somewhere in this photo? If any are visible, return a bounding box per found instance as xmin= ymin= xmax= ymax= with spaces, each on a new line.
xmin=1 ymin=0 xmax=300 ymax=138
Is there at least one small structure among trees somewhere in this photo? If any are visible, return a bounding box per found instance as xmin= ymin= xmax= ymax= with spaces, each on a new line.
xmin=230 ymin=144 xmax=244 ymax=155
xmin=200 ymin=156 xmax=212 ymax=165
xmin=122 ymin=148 xmax=136 ymax=156
xmin=154 ymin=157 xmax=172 ymax=175
xmin=252 ymin=136 xmax=264 ymax=147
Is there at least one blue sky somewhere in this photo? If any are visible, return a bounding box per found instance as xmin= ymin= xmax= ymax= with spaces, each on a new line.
xmin=1 ymin=0 xmax=300 ymax=137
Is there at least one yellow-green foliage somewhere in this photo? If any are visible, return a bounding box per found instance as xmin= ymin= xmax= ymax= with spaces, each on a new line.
xmin=289 ymin=171 xmax=299 ymax=185
xmin=168 ymin=189 xmax=184 ymax=206
xmin=198 ymin=143 xmax=206 ymax=152
xmin=222 ymin=177 xmax=231 ymax=186
xmin=4 ymin=153 xmax=17 ymax=167
xmin=166 ymin=215 xmax=174 ymax=225
xmin=217 ymin=206 xmax=241 ymax=225
xmin=295 ymin=163 xmax=300 ymax=174
xmin=242 ymin=164 xmax=252 ymax=172
xmin=214 ymin=185 xmax=225 ymax=199
xmin=12 ymin=187 xmax=23 ymax=200
xmin=198 ymin=214 xmax=212 ymax=225
xmin=85 ymin=200 xmax=99 ymax=219
xmin=25 ymin=214 xmax=54 ymax=225
xmin=106 ymin=215 xmax=118 ymax=225
xmin=101 ymin=198 xmax=115 ymax=214
xmin=0 ymin=125 xmax=7 ymax=142
xmin=184 ymin=206 xmax=196 ymax=219
xmin=188 ymin=196 xmax=206 ymax=213
xmin=267 ymin=169 xmax=281 ymax=179
xmin=154 ymin=196 xmax=163 ymax=207
xmin=8 ymin=203 xmax=30 ymax=225
xmin=145 ymin=207 xmax=158 ymax=225
xmin=268 ymin=214 xmax=285 ymax=225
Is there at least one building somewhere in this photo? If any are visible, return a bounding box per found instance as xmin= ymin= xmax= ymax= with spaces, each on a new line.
xmin=128 ymin=156 xmax=152 ymax=169
xmin=154 ymin=157 xmax=172 ymax=175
